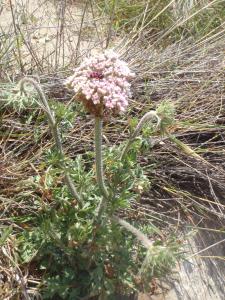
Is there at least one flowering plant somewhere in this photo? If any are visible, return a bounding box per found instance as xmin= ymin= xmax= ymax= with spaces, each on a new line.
xmin=17 ymin=51 xmax=182 ymax=299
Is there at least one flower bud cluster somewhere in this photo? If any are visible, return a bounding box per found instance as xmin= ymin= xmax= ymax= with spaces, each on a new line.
xmin=65 ymin=50 xmax=135 ymax=116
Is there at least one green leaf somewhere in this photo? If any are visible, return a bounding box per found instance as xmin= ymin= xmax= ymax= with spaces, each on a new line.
xmin=0 ymin=226 xmax=13 ymax=246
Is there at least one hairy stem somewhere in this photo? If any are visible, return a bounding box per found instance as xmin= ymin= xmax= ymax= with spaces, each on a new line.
xmin=121 ymin=110 xmax=161 ymax=160
xmin=19 ymin=77 xmax=82 ymax=205
xmin=94 ymin=117 xmax=109 ymax=220
xmin=139 ymin=249 xmax=151 ymax=277
xmin=112 ymin=216 xmax=152 ymax=249
xmin=95 ymin=117 xmax=109 ymax=199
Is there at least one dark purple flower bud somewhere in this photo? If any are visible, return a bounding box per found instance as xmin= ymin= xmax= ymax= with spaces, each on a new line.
xmin=90 ymin=71 xmax=104 ymax=79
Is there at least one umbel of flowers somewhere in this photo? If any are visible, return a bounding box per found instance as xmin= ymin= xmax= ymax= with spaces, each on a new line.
xmin=65 ymin=50 xmax=135 ymax=117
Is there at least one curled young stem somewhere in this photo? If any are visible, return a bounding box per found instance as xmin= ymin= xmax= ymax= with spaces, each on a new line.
xmin=19 ymin=78 xmax=55 ymax=127
xmin=112 ymin=216 xmax=153 ymax=249
xmin=121 ymin=110 xmax=161 ymax=160
xmin=19 ymin=77 xmax=82 ymax=206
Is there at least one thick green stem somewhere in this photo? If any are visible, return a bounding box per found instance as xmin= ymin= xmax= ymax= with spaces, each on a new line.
xmin=19 ymin=77 xmax=82 ymax=206
xmin=121 ymin=111 xmax=161 ymax=160
xmin=94 ymin=117 xmax=109 ymax=220
xmin=95 ymin=117 xmax=109 ymax=199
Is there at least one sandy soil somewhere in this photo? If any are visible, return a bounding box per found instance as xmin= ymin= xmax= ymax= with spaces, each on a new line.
xmin=0 ymin=0 xmax=107 ymax=72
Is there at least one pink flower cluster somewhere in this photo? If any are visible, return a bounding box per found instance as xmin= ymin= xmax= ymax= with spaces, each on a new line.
xmin=65 ymin=50 xmax=135 ymax=115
